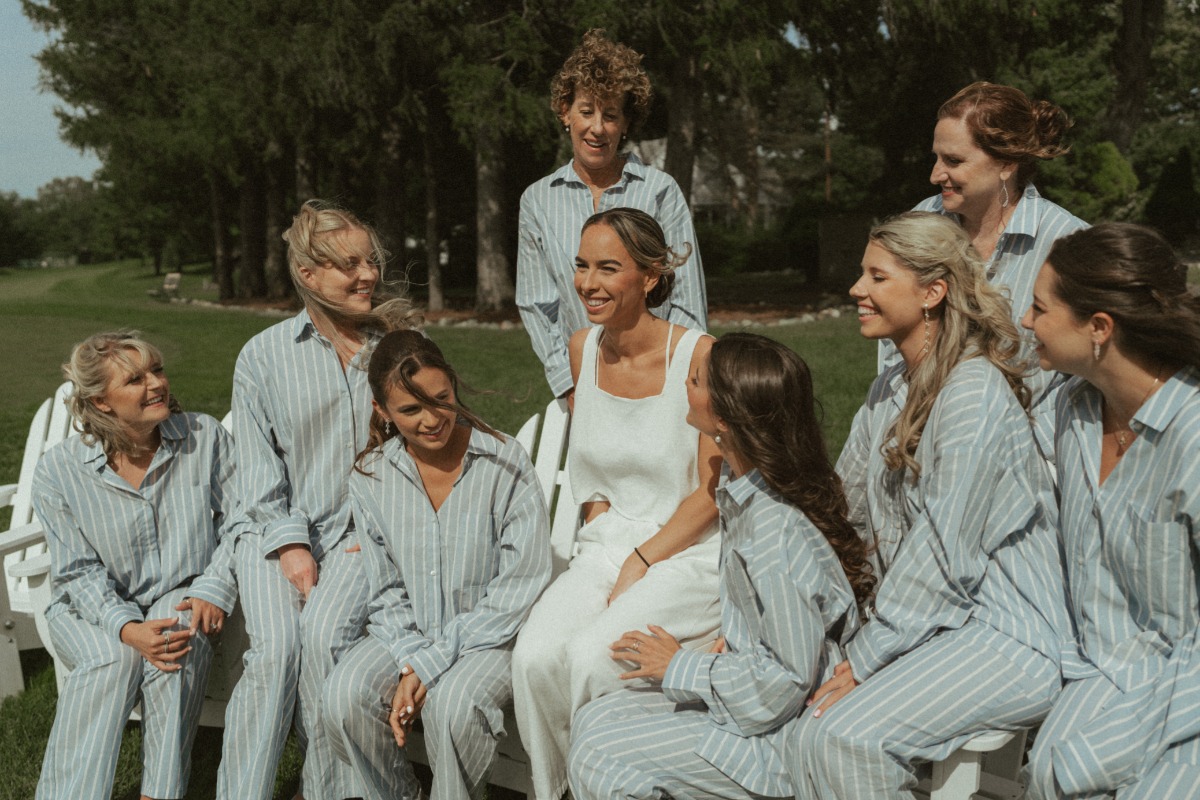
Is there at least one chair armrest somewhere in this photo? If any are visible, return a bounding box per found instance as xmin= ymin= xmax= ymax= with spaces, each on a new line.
xmin=8 ymin=551 xmax=51 ymax=580
xmin=0 ymin=482 xmax=16 ymax=507
xmin=0 ymin=521 xmax=48 ymax=556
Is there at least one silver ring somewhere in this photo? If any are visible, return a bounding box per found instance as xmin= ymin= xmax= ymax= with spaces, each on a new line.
xmin=164 ymin=631 xmax=171 ymax=646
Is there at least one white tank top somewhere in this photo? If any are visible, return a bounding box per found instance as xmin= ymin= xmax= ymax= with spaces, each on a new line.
xmin=569 ymin=325 xmax=706 ymax=528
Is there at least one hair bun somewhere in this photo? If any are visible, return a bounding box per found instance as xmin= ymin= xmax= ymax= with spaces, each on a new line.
xmin=1030 ymin=100 xmax=1071 ymax=158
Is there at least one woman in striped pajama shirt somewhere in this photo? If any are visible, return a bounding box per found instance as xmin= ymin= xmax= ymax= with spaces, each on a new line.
xmin=786 ymin=211 xmax=1072 ymax=798
xmin=33 ymin=332 xmax=237 ymax=800
xmin=322 ymin=330 xmax=551 ymax=800
xmin=1021 ymin=224 xmax=1200 ymax=798
xmin=217 ymin=201 xmax=421 ymax=799
xmin=567 ymin=333 xmax=875 ymax=800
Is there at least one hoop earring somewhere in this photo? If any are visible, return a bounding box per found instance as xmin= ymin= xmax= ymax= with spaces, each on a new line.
xmin=1093 ymin=341 xmax=1101 ymax=361
xmin=1001 ymin=182 xmax=1010 ymax=209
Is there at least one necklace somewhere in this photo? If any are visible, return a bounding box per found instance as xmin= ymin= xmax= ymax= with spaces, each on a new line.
xmin=1109 ymin=368 xmax=1164 ymax=451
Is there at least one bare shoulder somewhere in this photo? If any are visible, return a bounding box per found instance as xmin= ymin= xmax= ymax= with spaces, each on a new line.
xmin=686 ymin=331 xmax=715 ymax=368
xmin=568 ymin=327 xmax=591 ymax=383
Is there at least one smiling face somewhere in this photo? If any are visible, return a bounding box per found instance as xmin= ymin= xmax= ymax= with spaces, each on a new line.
xmin=561 ymin=90 xmax=630 ymax=182
xmin=851 ymin=242 xmax=943 ymax=361
xmin=373 ymin=366 xmax=461 ymax=460
xmin=1021 ymin=261 xmax=1095 ymax=375
xmin=93 ymin=351 xmax=172 ymax=433
xmin=574 ymin=222 xmax=657 ymax=326
xmin=930 ymin=116 xmax=1014 ymax=222
xmin=298 ymin=226 xmax=378 ymax=314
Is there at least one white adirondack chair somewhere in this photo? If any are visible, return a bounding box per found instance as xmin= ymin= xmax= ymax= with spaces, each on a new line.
xmin=1 ymin=382 xmax=75 ymax=697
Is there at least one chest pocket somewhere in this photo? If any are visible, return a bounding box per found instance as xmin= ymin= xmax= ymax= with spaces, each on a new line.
xmin=1128 ymin=511 xmax=1198 ymax=643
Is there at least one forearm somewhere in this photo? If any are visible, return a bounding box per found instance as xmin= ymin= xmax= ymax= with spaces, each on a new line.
xmin=635 ymin=490 xmax=718 ymax=564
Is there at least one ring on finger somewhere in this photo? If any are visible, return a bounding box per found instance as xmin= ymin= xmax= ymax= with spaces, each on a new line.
xmin=631 ymin=640 xmax=640 ymax=653
xmin=164 ymin=631 xmax=171 ymax=646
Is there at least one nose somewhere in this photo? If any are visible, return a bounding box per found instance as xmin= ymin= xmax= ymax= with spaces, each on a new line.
xmin=849 ymin=275 xmax=867 ymax=299
xmin=147 ymin=370 xmax=167 ymax=392
xmin=419 ymin=407 xmax=440 ymax=430
xmin=577 ymin=267 xmax=596 ymax=293
xmin=930 ymin=158 xmax=944 ymax=185
xmin=1019 ymin=305 xmax=1034 ymax=331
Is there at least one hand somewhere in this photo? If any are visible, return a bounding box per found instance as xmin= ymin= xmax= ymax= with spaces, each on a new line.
xmin=808 ymin=659 xmax=859 ymax=718
xmin=389 ymin=666 xmax=428 ymax=748
xmin=709 ymin=636 xmax=726 ymax=654
xmin=610 ymin=624 xmax=680 ymax=681
xmin=607 ymin=550 xmax=649 ymax=605
xmin=120 ymin=617 xmax=194 ymax=672
xmin=177 ymin=597 xmax=226 ymax=636
xmin=277 ymin=544 xmax=318 ymax=599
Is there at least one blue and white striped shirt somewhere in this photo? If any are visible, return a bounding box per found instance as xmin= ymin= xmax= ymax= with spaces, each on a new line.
xmin=229 ymin=310 xmax=379 ymax=560
xmin=516 ymin=154 xmax=709 ymax=396
xmin=1049 ymin=369 xmax=1200 ymax=793
xmin=32 ymin=412 xmax=238 ymax=640
xmin=880 ymin=185 xmax=1089 ymax=460
xmin=838 ymin=357 xmax=1070 ymax=681
xmin=352 ymin=427 xmax=551 ymax=687
xmin=661 ymin=467 xmax=859 ymax=797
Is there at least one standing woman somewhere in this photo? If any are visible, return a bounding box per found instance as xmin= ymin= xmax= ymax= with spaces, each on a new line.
xmin=33 ymin=332 xmax=236 ymax=800
xmin=512 ymin=207 xmax=721 ymax=800
xmin=1022 ymin=224 xmax=1200 ymax=798
xmin=790 ymin=212 xmax=1071 ymax=798
xmin=881 ymin=81 xmax=1087 ymax=459
xmin=322 ymin=330 xmax=551 ymax=800
xmin=568 ymin=333 xmax=873 ymax=800
xmin=218 ymin=201 xmax=421 ymax=799
xmin=517 ymin=28 xmax=707 ymax=399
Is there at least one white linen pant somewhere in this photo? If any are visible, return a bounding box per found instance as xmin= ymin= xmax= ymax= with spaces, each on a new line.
xmin=785 ymin=620 xmax=1061 ymax=800
xmin=36 ymin=586 xmax=212 ymax=800
xmin=323 ymin=635 xmax=512 ymax=800
xmin=512 ymin=513 xmax=720 ymax=800
xmin=217 ymin=537 xmax=370 ymax=800
xmin=1026 ymin=673 xmax=1200 ymax=799
xmin=569 ymin=688 xmax=787 ymax=800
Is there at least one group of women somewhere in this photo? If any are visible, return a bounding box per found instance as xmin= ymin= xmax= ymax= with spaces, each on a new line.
xmin=27 ymin=26 xmax=1199 ymax=800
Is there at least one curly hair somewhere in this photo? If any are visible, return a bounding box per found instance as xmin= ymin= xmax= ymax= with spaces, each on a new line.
xmin=938 ymin=81 xmax=1072 ymax=188
xmin=1047 ymin=223 xmax=1200 ymax=370
xmin=869 ymin=212 xmax=1030 ymax=477
xmin=283 ymin=199 xmax=422 ymax=359
xmin=62 ymin=331 xmax=183 ymax=458
xmin=550 ymin=29 xmax=653 ymax=133
xmin=707 ymin=333 xmax=876 ymax=611
xmin=581 ymin=207 xmax=689 ymax=309
xmin=355 ymin=330 xmax=501 ymax=474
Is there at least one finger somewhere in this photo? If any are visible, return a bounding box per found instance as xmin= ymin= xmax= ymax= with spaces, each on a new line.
xmin=345 ymin=543 xmax=361 ymax=553
xmin=158 ymin=646 xmax=192 ymax=663
xmin=813 ymin=684 xmax=853 ymax=718
xmin=175 ymin=599 xmax=192 ymax=611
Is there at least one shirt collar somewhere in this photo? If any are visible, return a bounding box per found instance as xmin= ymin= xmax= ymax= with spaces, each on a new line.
xmin=717 ymin=464 xmax=770 ymax=509
xmin=550 ymin=151 xmax=648 ymax=189
xmin=289 ymin=308 xmax=317 ymax=342
xmin=1133 ymin=366 xmax=1200 ymax=435
xmin=384 ymin=424 xmax=504 ymax=480
xmin=81 ymin=412 xmax=188 ymax=470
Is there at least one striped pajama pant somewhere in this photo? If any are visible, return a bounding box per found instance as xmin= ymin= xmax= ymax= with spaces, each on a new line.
xmin=322 ymin=635 xmax=512 ymax=800
xmin=36 ymin=586 xmax=212 ymax=800
xmin=569 ymin=688 xmax=789 ymax=800
xmin=785 ymin=620 xmax=1061 ymax=800
xmin=217 ymin=537 xmax=370 ymax=800
xmin=1026 ymin=674 xmax=1200 ymax=799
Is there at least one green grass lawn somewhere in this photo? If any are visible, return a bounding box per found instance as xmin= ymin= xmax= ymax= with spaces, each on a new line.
xmin=0 ymin=261 xmax=874 ymax=799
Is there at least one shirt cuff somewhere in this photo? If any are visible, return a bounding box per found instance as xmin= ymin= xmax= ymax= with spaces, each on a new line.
xmin=187 ymin=577 xmax=237 ymax=615
xmin=548 ymin=364 xmax=574 ymax=398
xmin=104 ymin=604 xmax=145 ymax=643
xmin=406 ymin=643 xmax=454 ymax=688
xmin=845 ymin=634 xmax=886 ymax=683
xmin=259 ymin=517 xmax=312 ymax=557
xmin=662 ymin=650 xmax=716 ymax=705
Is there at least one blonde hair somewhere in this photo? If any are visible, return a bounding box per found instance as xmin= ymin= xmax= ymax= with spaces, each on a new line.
xmin=870 ymin=212 xmax=1030 ymax=476
xmin=62 ymin=331 xmax=182 ymax=457
xmin=283 ymin=200 xmax=422 ymax=355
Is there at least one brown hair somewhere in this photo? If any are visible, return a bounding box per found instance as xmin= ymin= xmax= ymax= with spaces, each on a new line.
xmin=62 ymin=331 xmax=183 ymax=457
xmin=707 ymin=333 xmax=876 ymax=610
xmin=551 ymin=29 xmax=653 ymax=133
xmin=355 ymin=330 xmax=501 ymax=473
xmin=283 ymin=199 xmax=422 ymax=357
xmin=869 ymin=212 xmax=1030 ymax=476
xmin=1047 ymin=223 xmax=1200 ymax=370
xmin=938 ymin=81 xmax=1071 ymax=188
xmin=580 ymin=207 xmax=688 ymax=308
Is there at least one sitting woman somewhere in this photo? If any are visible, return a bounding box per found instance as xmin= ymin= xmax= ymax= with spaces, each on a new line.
xmin=1021 ymin=224 xmax=1200 ymax=799
xmin=512 ymin=207 xmax=721 ymax=800
xmin=787 ymin=211 xmax=1072 ymax=798
xmin=32 ymin=332 xmax=237 ymax=800
xmin=322 ymin=330 xmax=551 ymax=800
xmin=568 ymin=332 xmax=875 ymax=800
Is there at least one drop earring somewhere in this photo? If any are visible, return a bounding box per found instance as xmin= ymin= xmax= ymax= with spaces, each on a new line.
xmin=1001 ymin=182 xmax=1010 ymax=209
xmin=714 ymin=433 xmax=722 ymax=445
xmin=920 ymin=303 xmax=932 ymax=357
xmin=1093 ymin=341 xmax=1101 ymax=361
xmin=383 ymin=420 xmax=392 ymax=436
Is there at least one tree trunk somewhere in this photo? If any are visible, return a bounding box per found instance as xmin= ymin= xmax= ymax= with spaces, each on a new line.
xmin=423 ymin=120 xmax=444 ymax=312
xmin=237 ymin=160 xmax=268 ymax=299
xmin=207 ymin=172 xmax=235 ymax=301
xmin=664 ymin=54 xmax=699 ymax=203
xmin=374 ymin=118 xmax=407 ymax=289
xmin=474 ymin=135 xmax=513 ymax=311
xmin=264 ymin=143 xmax=291 ymax=299
xmin=1106 ymin=0 xmax=1166 ymax=153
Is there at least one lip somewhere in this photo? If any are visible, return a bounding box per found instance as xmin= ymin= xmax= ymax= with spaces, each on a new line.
xmin=418 ymin=420 xmax=448 ymax=440
xmin=580 ymin=295 xmax=610 ymax=314
xmin=856 ymin=304 xmax=879 ymax=320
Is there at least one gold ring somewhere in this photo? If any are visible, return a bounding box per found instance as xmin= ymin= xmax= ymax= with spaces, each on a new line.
xmin=631 ymin=641 xmax=640 ymax=653
xmin=164 ymin=631 xmax=171 ymax=645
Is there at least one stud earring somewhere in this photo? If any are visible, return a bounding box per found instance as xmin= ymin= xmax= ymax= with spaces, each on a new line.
xmin=563 ymin=123 xmax=570 ymax=133
xmin=714 ymin=433 xmax=722 ymax=445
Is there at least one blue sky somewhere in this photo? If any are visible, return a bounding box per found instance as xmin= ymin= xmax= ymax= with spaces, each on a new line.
xmin=1 ymin=1 xmax=102 ymax=198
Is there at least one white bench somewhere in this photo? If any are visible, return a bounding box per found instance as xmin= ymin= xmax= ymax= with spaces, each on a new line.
xmin=5 ymin=392 xmax=1028 ymax=799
